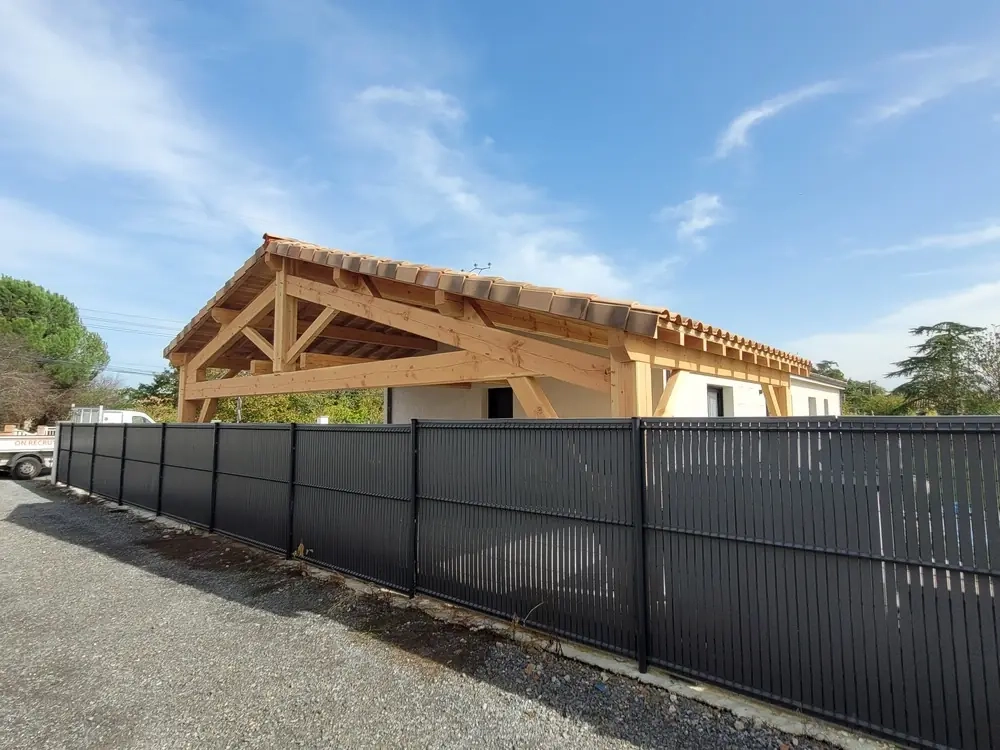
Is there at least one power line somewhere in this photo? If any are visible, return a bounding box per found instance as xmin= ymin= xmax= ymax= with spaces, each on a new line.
xmin=78 ymin=307 xmax=186 ymax=325
xmin=82 ymin=315 xmax=178 ymax=331
xmin=84 ymin=323 xmax=174 ymax=338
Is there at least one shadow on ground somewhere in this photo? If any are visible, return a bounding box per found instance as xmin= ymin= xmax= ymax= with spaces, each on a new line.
xmin=4 ymin=479 xmax=818 ymax=750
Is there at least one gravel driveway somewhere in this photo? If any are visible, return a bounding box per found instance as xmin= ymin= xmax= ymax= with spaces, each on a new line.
xmin=0 ymin=479 xmax=833 ymax=749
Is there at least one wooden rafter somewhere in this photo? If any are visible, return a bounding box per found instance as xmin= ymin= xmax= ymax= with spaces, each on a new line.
xmin=284 ymin=275 xmax=611 ymax=393
xmin=186 ymin=351 xmax=537 ymax=399
xmin=188 ymin=281 xmax=276 ymax=371
xmin=299 ymin=352 xmax=374 ymax=369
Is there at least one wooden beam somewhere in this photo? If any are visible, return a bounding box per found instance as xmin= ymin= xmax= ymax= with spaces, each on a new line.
xmin=195 ymin=369 xmax=237 ymax=423
xmin=653 ymin=370 xmax=684 ymax=417
xmin=285 ymin=275 xmax=611 ymax=393
xmin=299 ymin=352 xmax=376 ymax=369
xmin=263 ymin=252 xmax=283 ymax=272
xmin=333 ymin=268 xmax=363 ymax=291
xmin=273 ymin=259 xmax=298 ymax=372
xmin=250 ymin=359 xmax=273 ymax=376
xmin=286 ymin=307 xmax=338 ymax=363
xmin=435 ymin=290 xmax=466 ymax=318
xmin=610 ymin=332 xmax=790 ymax=387
xmin=211 ymin=308 xmax=239 ymax=325
xmin=763 ymin=384 xmax=793 ymax=417
xmin=508 ymin=377 xmax=558 ymax=418
xmin=189 ymin=281 xmax=276 ymax=371
xmin=242 ymin=328 xmax=275 ymax=360
xmin=168 ymin=352 xmax=192 ymax=366
xmin=610 ymin=357 xmax=653 ymax=417
xmin=187 ymin=351 xmax=537 ymax=399
xmin=198 ymin=398 xmax=217 ymax=423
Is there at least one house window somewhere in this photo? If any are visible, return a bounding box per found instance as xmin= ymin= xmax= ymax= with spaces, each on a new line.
xmin=808 ymin=396 xmax=818 ymax=416
xmin=823 ymin=398 xmax=830 ymax=415
xmin=488 ymin=387 xmax=513 ymax=419
xmin=707 ymin=386 xmax=725 ymax=417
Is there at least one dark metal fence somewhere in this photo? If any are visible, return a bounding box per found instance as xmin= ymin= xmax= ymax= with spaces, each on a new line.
xmin=53 ymin=417 xmax=1000 ymax=750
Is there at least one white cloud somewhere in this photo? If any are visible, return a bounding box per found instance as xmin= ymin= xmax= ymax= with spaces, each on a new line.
xmin=714 ymin=80 xmax=842 ymax=158
xmin=864 ymin=43 xmax=999 ymax=123
xmin=337 ymin=84 xmax=631 ymax=297
xmin=0 ymin=0 xmax=323 ymax=243
xmin=655 ymin=193 xmax=725 ymax=246
xmin=855 ymin=222 xmax=1000 ymax=256
xmin=788 ymin=279 xmax=1000 ymax=384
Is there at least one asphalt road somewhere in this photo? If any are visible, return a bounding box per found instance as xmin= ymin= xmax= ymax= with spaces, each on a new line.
xmin=0 ymin=479 xmax=830 ymax=749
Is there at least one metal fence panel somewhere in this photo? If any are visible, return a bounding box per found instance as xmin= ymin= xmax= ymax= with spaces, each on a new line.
xmin=292 ymin=425 xmax=410 ymax=589
xmin=122 ymin=459 xmax=160 ymax=511
xmin=95 ymin=425 xmax=124 ymax=458
xmin=217 ymin=425 xmax=289 ymax=481
xmin=643 ymin=417 xmax=1000 ymax=750
xmin=71 ymin=424 xmax=95 ymax=455
xmin=124 ymin=425 xmax=162 ymax=464
xmin=91 ymin=456 xmax=121 ymax=500
xmin=68 ymin=451 xmax=92 ymax=490
xmin=214 ymin=474 xmax=287 ymax=551
xmin=161 ymin=466 xmax=212 ymax=527
xmin=56 ymin=449 xmax=70 ymax=483
xmin=163 ymin=424 xmax=215 ymax=472
xmin=416 ymin=422 xmax=638 ymax=656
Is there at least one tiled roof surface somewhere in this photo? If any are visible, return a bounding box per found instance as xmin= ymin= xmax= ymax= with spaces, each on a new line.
xmin=164 ymin=234 xmax=810 ymax=369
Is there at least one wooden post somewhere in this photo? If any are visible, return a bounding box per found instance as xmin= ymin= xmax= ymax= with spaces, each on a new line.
xmin=273 ymin=259 xmax=298 ymax=373
xmin=610 ymin=355 xmax=653 ymax=418
xmin=763 ymin=383 xmax=793 ymax=417
xmin=177 ymin=364 xmax=202 ymax=423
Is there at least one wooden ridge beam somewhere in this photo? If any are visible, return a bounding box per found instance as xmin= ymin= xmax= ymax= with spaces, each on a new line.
xmin=508 ymin=377 xmax=558 ymax=418
xmin=285 ymin=275 xmax=611 ymax=393
xmin=186 ymin=351 xmax=537 ymax=399
xmin=189 ymin=281 xmax=276 ymax=371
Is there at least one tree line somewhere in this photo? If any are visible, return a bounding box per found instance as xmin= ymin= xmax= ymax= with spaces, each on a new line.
xmin=817 ymin=322 xmax=1000 ymax=416
xmin=0 ymin=276 xmax=382 ymax=426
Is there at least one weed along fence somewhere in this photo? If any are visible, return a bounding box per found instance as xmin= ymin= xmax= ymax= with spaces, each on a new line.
xmin=54 ymin=417 xmax=1000 ymax=749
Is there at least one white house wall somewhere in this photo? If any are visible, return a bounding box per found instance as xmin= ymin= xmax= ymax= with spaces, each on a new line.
xmin=789 ymin=376 xmax=843 ymax=417
xmin=387 ymin=371 xmax=843 ymax=421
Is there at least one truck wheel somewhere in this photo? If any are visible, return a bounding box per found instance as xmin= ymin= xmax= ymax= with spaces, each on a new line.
xmin=12 ymin=457 xmax=42 ymax=480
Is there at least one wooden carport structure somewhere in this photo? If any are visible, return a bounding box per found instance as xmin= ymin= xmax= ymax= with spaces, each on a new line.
xmin=165 ymin=234 xmax=810 ymax=422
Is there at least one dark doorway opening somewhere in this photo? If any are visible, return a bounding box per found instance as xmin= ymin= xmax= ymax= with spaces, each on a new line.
xmin=488 ymin=387 xmax=514 ymax=419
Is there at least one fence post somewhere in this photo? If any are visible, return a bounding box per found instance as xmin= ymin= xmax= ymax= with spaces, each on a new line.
xmin=285 ymin=422 xmax=298 ymax=558
xmin=117 ymin=425 xmax=128 ymax=505
xmin=631 ymin=417 xmax=649 ymax=673
xmin=66 ymin=422 xmax=75 ymax=488
xmin=209 ymin=422 xmax=220 ymax=532
xmin=88 ymin=424 xmax=97 ymax=495
xmin=156 ymin=422 xmax=166 ymax=516
xmin=408 ymin=418 xmax=419 ymax=597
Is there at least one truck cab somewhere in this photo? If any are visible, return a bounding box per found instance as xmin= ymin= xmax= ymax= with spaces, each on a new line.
xmin=70 ymin=407 xmax=156 ymax=424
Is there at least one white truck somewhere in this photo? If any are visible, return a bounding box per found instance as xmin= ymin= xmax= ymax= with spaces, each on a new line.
xmin=1 ymin=407 xmax=155 ymax=480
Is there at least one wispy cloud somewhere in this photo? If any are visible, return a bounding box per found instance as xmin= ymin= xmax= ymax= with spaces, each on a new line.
xmin=864 ymin=43 xmax=999 ymax=123
xmin=0 ymin=0 xmax=323 ymax=243
xmin=336 ymin=84 xmax=632 ymax=297
xmin=788 ymin=278 xmax=1000 ymax=384
xmin=654 ymin=193 xmax=725 ymax=247
xmin=714 ymin=80 xmax=842 ymax=159
xmin=855 ymin=222 xmax=1000 ymax=256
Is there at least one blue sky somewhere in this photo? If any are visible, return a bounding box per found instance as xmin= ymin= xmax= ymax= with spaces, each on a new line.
xmin=2 ymin=0 xmax=1000 ymax=385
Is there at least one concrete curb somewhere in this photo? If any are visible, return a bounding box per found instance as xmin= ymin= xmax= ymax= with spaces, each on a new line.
xmin=56 ymin=484 xmax=898 ymax=750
